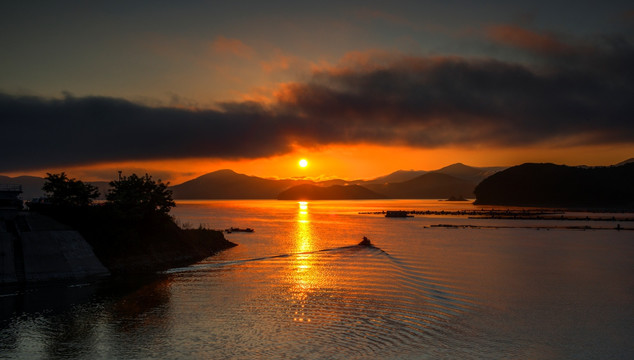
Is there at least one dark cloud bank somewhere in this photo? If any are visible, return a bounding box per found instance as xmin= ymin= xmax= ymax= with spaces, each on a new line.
xmin=1 ymin=36 xmax=633 ymax=172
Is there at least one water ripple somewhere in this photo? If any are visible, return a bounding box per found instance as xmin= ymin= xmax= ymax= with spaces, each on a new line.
xmin=168 ymin=243 xmax=479 ymax=359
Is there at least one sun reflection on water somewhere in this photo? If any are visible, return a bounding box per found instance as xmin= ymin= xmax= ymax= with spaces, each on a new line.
xmin=289 ymin=201 xmax=322 ymax=323
xmin=298 ymin=201 xmax=308 ymax=215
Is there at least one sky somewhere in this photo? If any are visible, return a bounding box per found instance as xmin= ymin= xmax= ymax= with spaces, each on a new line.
xmin=1 ymin=1 xmax=633 ymax=184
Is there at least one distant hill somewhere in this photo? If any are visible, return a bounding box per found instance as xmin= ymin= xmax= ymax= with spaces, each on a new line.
xmin=367 ymin=170 xmax=428 ymax=184
xmin=365 ymin=163 xmax=504 ymax=186
xmin=474 ymin=162 xmax=634 ymax=208
xmin=615 ymin=158 xmax=634 ymax=166
xmin=277 ymin=184 xmax=386 ymax=200
xmin=366 ymin=172 xmax=477 ymax=199
xmin=433 ymin=163 xmax=505 ymax=184
xmin=170 ymin=169 xmax=311 ymax=199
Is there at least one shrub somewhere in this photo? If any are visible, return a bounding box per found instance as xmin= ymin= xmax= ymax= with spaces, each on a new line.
xmin=106 ymin=173 xmax=175 ymax=219
xmin=43 ymin=172 xmax=100 ymax=207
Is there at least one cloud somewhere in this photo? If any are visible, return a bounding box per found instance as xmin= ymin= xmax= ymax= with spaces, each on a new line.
xmin=1 ymin=34 xmax=633 ymax=172
xmin=260 ymin=50 xmax=307 ymax=74
xmin=0 ymin=94 xmax=292 ymax=171
xmin=485 ymin=25 xmax=571 ymax=54
xmin=211 ymin=36 xmax=255 ymax=58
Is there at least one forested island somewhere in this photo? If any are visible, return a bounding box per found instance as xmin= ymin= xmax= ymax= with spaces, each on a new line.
xmin=474 ymin=162 xmax=634 ymax=209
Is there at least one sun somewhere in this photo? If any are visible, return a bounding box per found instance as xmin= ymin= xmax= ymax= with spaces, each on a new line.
xmin=299 ymin=159 xmax=308 ymax=168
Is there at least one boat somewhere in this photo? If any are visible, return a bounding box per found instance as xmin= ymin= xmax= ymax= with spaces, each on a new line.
xmin=358 ymin=236 xmax=373 ymax=246
xmin=385 ymin=211 xmax=412 ymax=218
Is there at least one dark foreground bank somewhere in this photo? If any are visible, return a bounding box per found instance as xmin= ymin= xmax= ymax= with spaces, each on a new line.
xmin=30 ymin=205 xmax=237 ymax=275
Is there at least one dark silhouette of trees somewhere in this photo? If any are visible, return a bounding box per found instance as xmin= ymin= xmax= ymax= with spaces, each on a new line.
xmin=106 ymin=173 xmax=175 ymax=218
xmin=42 ymin=172 xmax=100 ymax=207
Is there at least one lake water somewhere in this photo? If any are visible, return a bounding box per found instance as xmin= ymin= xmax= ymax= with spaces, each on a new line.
xmin=1 ymin=200 xmax=633 ymax=359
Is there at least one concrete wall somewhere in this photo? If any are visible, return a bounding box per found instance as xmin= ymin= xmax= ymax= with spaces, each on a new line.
xmin=1 ymin=212 xmax=110 ymax=284
xmin=0 ymin=233 xmax=18 ymax=284
xmin=21 ymin=231 xmax=110 ymax=282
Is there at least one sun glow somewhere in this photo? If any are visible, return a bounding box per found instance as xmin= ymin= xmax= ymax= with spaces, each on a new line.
xmin=299 ymin=159 xmax=308 ymax=168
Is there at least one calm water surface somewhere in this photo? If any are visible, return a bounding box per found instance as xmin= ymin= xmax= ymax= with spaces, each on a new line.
xmin=1 ymin=200 xmax=633 ymax=359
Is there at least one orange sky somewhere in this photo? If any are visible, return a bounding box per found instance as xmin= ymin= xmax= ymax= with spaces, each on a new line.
xmin=7 ymin=143 xmax=632 ymax=185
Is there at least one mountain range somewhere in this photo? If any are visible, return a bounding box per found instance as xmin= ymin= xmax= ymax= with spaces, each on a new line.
xmin=0 ymin=163 xmax=508 ymax=201
xmin=171 ymin=163 xmax=504 ymax=200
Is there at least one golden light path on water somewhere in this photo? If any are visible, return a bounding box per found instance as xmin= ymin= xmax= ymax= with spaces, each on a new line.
xmin=290 ymin=202 xmax=316 ymax=323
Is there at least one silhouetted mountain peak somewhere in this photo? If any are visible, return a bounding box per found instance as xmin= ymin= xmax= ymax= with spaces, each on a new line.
xmin=369 ymin=169 xmax=427 ymax=184
xmin=403 ymin=171 xmax=467 ymax=184
xmin=435 ymin=162 xmax=478 ymax=175
xmin=615 ymin=158 xmax=634 ymax=166
xmin=433 ymin=163 xmax=506 ymax=184
xmin=214 ymin=169 xmax=238 ymax=174
xmin=442 ymin=162 xmax=467 ymax=168
xmin=200 ymin=169 xmax=238 ymax=178
xmin=187 ymin=169 xmax=252 ymax=184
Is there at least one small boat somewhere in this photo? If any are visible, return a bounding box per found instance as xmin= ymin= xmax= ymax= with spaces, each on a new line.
xmin=358 ymin=236 xmax=373 ymax=246
xmin=225 ymin=227 xmax=254 ymax=233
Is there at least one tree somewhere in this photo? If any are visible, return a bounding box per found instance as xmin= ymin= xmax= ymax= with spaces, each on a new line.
xmin=43 ymin=172 xmax=100 ymax=207
xmin=106 ymin=173 xmax=175 ymax=218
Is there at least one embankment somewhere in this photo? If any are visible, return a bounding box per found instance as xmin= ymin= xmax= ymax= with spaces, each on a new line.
xmin=29 ymin=205 xmax=237 ymax=275
xmin=1 ymin=210 xmax=110 ymax=284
